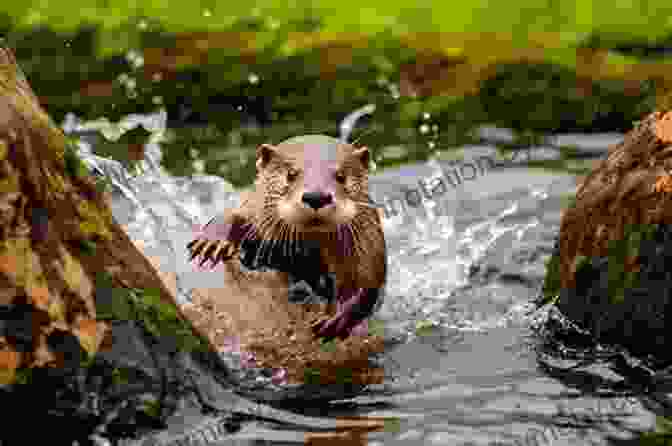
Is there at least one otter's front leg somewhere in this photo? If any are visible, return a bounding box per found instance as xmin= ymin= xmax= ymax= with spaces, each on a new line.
xmin=311 ymin=287 xmax=382 ymax=340
xmin=187 ymin=212 xmax=249 ymax=268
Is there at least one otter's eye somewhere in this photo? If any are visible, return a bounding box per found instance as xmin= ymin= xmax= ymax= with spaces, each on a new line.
xmin=335 ymin=172 xmax=346 ymax=184
xmin=286 ymin=169 xmax=299 ymax=182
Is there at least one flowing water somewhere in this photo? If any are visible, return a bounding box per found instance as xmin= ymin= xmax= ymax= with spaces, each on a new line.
xmin=69 ymin=110 xmax=671 ymax=445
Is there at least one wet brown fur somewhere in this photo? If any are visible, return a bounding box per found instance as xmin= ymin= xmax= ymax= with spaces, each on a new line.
xmin=185 ymin=135 xmax=387 ymax=384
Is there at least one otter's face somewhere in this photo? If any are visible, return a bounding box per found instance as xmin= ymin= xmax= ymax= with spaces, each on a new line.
xmin=256 ymin=138 xmax=371 ymax=233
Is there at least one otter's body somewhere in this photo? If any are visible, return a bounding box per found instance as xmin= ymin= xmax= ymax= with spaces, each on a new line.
xmin=188 ymin=135 xmax=387 ymax=340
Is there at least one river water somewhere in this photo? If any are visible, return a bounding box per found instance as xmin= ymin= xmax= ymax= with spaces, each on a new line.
xmin=69 ymin=111 xmax=670 ymax=445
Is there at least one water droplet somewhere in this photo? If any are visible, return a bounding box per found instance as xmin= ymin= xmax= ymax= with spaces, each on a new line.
xmin=419 ymin=124 xmax=430 ymax=134
xmin=193 ymin=160 xmax=205 ymax=173
xmin=422 ymin=112 xmax=431 ymax=120
xmin=248 ymin=73 xmax=260 ymax=84
xmin=138 ymin=20 xmax=148 ymax=30
xmin=203 ymin=9 xmax=212 ymax=17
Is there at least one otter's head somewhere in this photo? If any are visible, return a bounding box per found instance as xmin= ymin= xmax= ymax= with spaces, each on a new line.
xmin=254 ymin=134 xmax=372 ymax=234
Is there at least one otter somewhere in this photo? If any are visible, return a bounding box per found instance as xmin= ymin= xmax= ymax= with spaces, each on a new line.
xmin=187 ymin=134 xmax=387 ymax=340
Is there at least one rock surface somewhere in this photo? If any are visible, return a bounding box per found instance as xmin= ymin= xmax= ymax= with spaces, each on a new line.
xmin=541 ymin=109 xmax=672 ymax=362
xmin=0 ymin=45 xmax=245 ymax=445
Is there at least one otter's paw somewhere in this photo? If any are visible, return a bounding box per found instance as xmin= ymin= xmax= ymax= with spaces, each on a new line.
xmin=187 ymin=237 xmax=237 ymax=267
xmin=311 ymin=312 xmax=360 ymax=341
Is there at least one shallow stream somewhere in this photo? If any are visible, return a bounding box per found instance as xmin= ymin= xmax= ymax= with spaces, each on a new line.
xmin=70 ymin=111 xmax=671 ymax=445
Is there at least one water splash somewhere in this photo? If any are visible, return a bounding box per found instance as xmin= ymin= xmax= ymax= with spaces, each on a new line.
xmin=65 ymin=109 xmax=239 ymax=305
xmin=339 ymin=103 xmax=376 ymax=143
xmin=67 ymin=107 xmax=556 ymax=353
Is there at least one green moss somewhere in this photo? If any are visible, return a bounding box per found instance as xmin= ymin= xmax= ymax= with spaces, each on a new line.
xmin=110 ymin=367 xmax=126 ymax=386
xmin=80 ymin=352 xmax=96 ymax=369
xmin=573 ymin=255 xmax=589 ymax=272
xmin=415 ymin=319 xmax=436 ymax=337
xmin=638 ymin=416 xmax=672 ymax=445
xmin=563 ymin=194 xmax=577 ymax=209
xmin=541 ymin=252 xmax=562 ymax=305
xmin=0 ymin=140 xmax=8 ymax=161
xmin=14 ymin=368 xmax=33 ymax=385
xmin=0 ymin=173 xmax=20 ymax=194
xmin=141 ymin=398 xmax=162 ymax=419
xmin=75 ymin=201 xmax=112 ymax=241
xmin=136 ymin=288 xmax=210 ymax=354
xmin=606 ymin=223 xmax=658 ymax=305
xmin=63 ymin=140 xmax=89 ymax=180
xmin=542 ymin=224 xmax=658 ymax=307
xmin=94 ymin=271 xmax=135 ymax=320
xmin=93 ymin=272 xmax=209 ymax=354
xmin=77 ymin=239 xmax=97 ymax=256
xmin=334 ymin=367 xmax=354 ymax=385
xmin=319 ymin=338 xmax=337 ymax=352
xmin=45 ymin=169 xmax=68 ymax=195
xmin=94 ymin=176 xmax=113 ymax=195
xmin=303 ymin=367 xmax=322 ymax=385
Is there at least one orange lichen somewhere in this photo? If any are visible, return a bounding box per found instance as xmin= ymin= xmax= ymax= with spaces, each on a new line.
xmin=75 ymin=318 xmax=104 ymax=356
xmin=655 ymin=111 xmax=672 ymax=144
xmin=654 ymin=174 xmax=672 ymax=194
xmin=0 ymin=348 xmax=20 ymax=384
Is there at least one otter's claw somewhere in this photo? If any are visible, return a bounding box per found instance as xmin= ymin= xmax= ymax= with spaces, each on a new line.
xmin=187 ymin=238 xmax=237 ymax=267
xmin=312 ymin=288 xmax=379 ymax=340
xmin=311 ymin=313 xmax=358 ymax=341
xmin=187 ymin=239 xmax=209 ymax=261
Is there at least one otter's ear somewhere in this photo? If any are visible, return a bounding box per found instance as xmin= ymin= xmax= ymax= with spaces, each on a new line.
xmin=352 ymin=146 xmax=371 ymax=170
xmin=256 ymin=144 xmax=277 ymax=170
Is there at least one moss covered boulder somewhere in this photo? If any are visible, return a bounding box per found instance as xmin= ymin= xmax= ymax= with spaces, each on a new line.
xmin=541 ymin=109 xmax=672 ymax=361
xmin=0 ymin=45 xmax=248 ymax=445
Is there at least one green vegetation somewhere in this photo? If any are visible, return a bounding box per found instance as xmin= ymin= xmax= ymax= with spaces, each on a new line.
xmin=540 ymin=224 xmax=660 ymax=307
xmin=639 ymin=416 xmax=672 ymax=445
xmin=0 ymin=5 xmax=671 ymax=185
xmin=606 ymin=223 xmax=658 ymax=304
xmin=334 ymin=367 xmax=354 ymax=385
xmin=303 ymin=367 xmax=321 ymax=385
xmin=141 ymin=397 xmax=162 ymax=419
xmin=76 ymin=238 xmax=97 ymax=256
xmin=13 ymin=367 xmax=33 ymax=385
xmin=110 ymin=366 xmax=130 ymax=386
xmin=541 ymin=252 xmax=563 ymax=306
xmin=94 ymin=271 xmax=210 ymax=354
xmin=63 ymin=140 xmax=89 ymax=179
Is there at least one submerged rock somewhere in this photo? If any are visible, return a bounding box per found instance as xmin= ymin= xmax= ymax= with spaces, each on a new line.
xmin=540 ymin=109 xmax=672 ymax=362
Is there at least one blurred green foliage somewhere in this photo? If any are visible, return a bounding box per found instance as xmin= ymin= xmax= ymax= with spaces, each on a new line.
xmin=0 ymin=5 xmax=670 ymax=185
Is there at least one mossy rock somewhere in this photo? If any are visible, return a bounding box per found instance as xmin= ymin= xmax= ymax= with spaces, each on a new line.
xmin=544 ymin=110 xmax=672 ymax=360
xmin=93 ymin=273 xmax=210 ymax=354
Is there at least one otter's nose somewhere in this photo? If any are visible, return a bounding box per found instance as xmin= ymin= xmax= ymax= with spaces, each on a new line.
xmin=302 ymin=191 xmax=333 ymax=210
